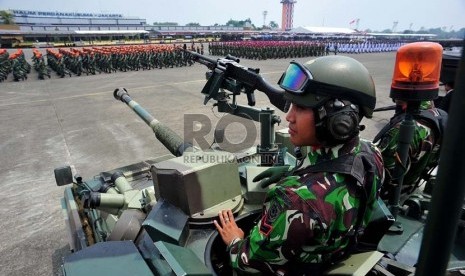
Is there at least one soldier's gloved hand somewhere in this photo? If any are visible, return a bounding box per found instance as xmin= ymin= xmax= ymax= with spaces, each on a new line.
xmin=253 ymin=165 xmax=291 ymax=188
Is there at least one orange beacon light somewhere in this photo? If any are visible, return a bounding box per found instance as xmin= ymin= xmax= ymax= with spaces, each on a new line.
xmin=390 ymin=42 xmax=443 ymax=101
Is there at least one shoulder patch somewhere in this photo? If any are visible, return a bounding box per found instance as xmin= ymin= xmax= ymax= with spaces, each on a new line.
xmin=267 ymin=199 xmax=283 ymax=223
xmin=259 ymin=199 xmax=284 ymax=236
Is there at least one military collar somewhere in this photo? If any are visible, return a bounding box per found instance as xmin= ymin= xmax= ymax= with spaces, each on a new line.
xmin=305 ymin=136 xmax=360 ymax=166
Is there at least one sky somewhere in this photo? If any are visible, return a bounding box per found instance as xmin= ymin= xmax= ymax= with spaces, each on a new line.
xmin=1 ymin=0 xmax=464 ymax=32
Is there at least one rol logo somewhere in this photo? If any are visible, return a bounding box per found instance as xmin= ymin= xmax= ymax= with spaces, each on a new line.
xmin=184 ymin=113 xmax=264 ymax=153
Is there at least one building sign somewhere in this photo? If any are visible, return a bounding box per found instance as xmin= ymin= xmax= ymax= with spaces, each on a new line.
xmin=12 ymin=10 xmax=123 ymax=18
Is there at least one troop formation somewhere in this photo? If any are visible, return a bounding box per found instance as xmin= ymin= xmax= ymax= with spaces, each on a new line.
xmin=208 ymin=40 xmax=405 ymax=60
xmin=209 ymin=41 xmax=329 ymax=59
xmin=0 ymin=48 xmax=32 ymax=82
xmin=0 ymin=40 xmax=407 ymax=82
xmin=327 ymin=41 xmax=405 ymax=54
xmin=0 ymin=44 xmax=197 ymax=81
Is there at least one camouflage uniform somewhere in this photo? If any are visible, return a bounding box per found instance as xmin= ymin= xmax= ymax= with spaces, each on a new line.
xmin=228 ymin=137 xmax=384 ymax=275
xmin=376 ymin=102 xmax=444 ymax=198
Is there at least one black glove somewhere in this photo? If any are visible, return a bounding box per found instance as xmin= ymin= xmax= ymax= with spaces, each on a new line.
xmin=253 ymin=165 xmax=291 ymax=188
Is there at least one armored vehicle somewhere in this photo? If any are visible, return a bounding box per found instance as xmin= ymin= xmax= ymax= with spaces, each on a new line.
xmin=54 ymin=43 xmax=465 ymax=275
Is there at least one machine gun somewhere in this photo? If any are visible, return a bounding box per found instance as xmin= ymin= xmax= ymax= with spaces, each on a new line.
xmin=184 ymin=49 xmax=287 ymax=111
xmin=184 ymin=49 xmax=289 ymax=166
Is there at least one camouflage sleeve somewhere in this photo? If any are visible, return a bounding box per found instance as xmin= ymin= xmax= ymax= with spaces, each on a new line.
xmin=411 ymin=122 xmax=435 ymax=161
xmin=227 ymin=179 xmax=314 ymax=274
xmin=378 ymin=122 xmax=434 ymax=167
xmin=377 ymin=129 xmax=396 ymax=172
xmin=362 ymin=143 xmax=385 ymax=225
xmin=228 ymin=175 xmax=357 ymax=274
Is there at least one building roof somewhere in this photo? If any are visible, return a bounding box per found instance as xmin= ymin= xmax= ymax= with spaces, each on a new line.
xmin=0 ymin=29 xmax=150 ymax=36
xmin=0 ymin=29 xmax=73 ymax=35
xmin=74 ymin=30 xmax=149 ymax=35
xmin=290 ymin=26 xmax=357 ymax=34
xmin=367 ymin=32 xmax=436 ymax=37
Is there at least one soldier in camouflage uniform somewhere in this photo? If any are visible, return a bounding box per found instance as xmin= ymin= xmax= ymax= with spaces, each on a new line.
xmin=214 ymin=56 xmax=384 ymax=275
xmin=374 ymin=100 xmax=447 ymax=199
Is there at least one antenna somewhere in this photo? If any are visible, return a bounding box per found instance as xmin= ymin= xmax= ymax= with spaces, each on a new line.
xmin=409 ymin=23 xmax=413 ymax=31
xmin=263 ymin=10 xmax=268 ymax=27
xmin=392 ymin=21 xmax=398 ymax=33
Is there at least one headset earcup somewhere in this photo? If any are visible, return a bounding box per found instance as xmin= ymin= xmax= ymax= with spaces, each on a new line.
xmin=327 ymin=111 xmax=359 ymax=140
xmin=314 ymin=100 xmax=360 ymax=146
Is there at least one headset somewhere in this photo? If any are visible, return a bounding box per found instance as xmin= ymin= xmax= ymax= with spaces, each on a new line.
xmin=314 ymin=99 xmax=360 ymax=146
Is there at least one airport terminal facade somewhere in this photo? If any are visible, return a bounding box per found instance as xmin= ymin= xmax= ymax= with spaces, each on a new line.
xmin=12 ymin=10 xmax=147 ymax=31
xmin=0 ymin=9 xmax=247 ymax=46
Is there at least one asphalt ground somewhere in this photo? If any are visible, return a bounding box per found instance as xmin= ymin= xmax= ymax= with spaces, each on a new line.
xmin=0 ymin=49 xmax=435 ymax=275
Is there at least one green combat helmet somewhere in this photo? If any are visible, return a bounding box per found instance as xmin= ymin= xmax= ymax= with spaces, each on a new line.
xmin=280 ymin=55 xmax=376 ymax=119
xmin=279 ymin=56 xmax=376 ymax=146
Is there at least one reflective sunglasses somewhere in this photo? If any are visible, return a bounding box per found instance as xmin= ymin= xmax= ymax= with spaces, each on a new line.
xmin=278 ymin=61 xmax=313 ymax=94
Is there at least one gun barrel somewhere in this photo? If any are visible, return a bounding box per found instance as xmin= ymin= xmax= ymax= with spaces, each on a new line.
xmin=184 ymin=49 xmax=217 ymax=69
xmin=114 ymin=88 xmax=191 ymax=157
xmin=373 ymin=105 xmax=397 ymax=112
xmin=184 ymin=49 xmax=214 ymax=62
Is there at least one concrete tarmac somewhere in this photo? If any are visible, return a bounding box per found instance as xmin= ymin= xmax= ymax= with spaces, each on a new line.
xmin=0 ymin=50 xmax=403 ymax=275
